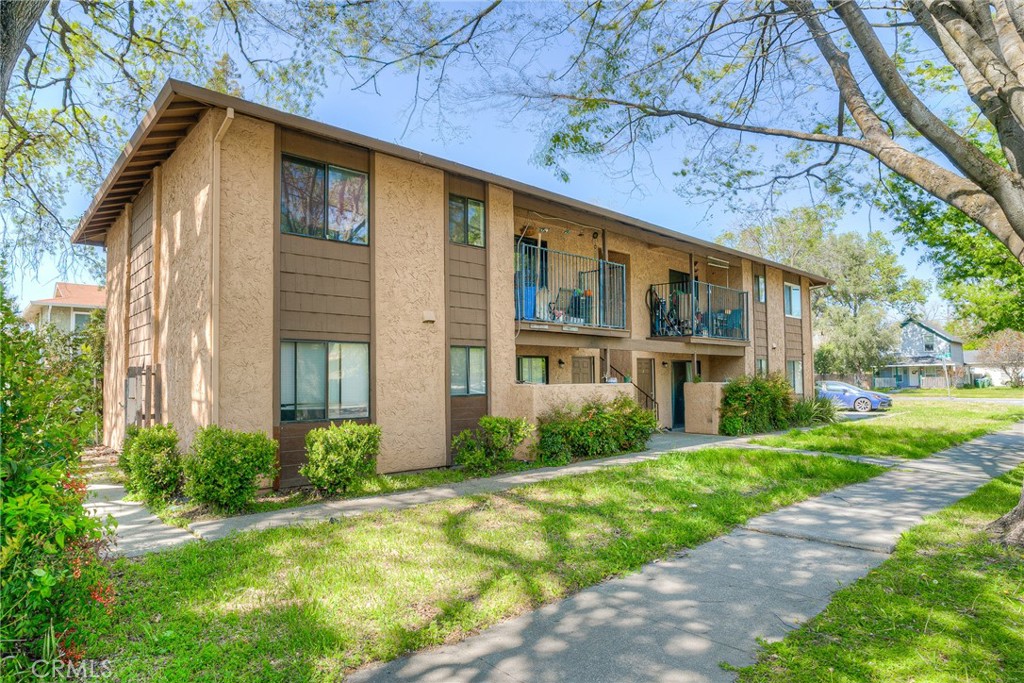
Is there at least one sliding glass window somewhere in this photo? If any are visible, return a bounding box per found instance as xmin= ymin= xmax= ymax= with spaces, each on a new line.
xmin=281 ymin=155 xmax=369 ymax=244
xmin=451 ymin=346 xmax=487 ymax=395
xmin=280 ymin=341 xmax=370 ymax=422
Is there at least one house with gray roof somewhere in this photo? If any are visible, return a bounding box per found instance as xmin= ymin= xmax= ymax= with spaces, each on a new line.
xmin=873 ymin=318 xmax=967 ymax=389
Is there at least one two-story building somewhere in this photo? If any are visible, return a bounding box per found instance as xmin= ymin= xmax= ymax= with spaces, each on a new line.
xmin=73 ymin=81 xmax=826 ymax=487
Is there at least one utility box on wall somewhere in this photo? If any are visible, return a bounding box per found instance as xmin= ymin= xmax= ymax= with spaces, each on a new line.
xmin=684 ymin=382 xmax=725 ymax=435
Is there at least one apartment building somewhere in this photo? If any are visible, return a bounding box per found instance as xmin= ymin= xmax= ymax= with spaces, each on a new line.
xmin=74 ymin=81 xmax=825 ymax=487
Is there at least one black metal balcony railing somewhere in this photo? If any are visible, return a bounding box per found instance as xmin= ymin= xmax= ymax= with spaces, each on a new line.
xmin=515 ymin=243 xmax=627 ymax=330
xmin=647 ymin=281 xmax=748 ymax=341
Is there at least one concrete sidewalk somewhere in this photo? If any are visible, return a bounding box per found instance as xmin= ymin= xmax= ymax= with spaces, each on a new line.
xmin=349 ymin=421 xmax=1024 ymax=683
xmin=86 ymin=482 xmax=197 ymax=558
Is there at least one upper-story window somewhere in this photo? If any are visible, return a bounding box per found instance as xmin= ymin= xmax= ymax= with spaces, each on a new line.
xmin=924 ymin=337 xmax=936 ymax=352
xmin=754 ymin=274 xmax=766 ymax=303
xmin=449 ymin=195 xmax=485 ymax=247
xmin=784 ymin=283 xmax=802 ymax=318
xmin=281 ymin=155 xmax=369 ymax=244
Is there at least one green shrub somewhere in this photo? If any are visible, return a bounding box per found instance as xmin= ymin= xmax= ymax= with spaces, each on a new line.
xmin=119 ymin=423 xmax=140 ymax=489
xmin=535 ymin=396 xmax=657 ymax=465
xmin=121 ymin=424 xmax=181 ymax=501
xmin=719 ymin=373 xmax=795 ymax=436
xmin=182 ymin=426 xmax=279 ymax=513
xmin=0 ymin=285 xmax=112 ymax=667
xmin=790 ymin=395 xmax=838 ymax=427
xmin=452 ymin=416 xmax=533 ymax=475
xmin=300 ymin=422 xmax=381 ymax=495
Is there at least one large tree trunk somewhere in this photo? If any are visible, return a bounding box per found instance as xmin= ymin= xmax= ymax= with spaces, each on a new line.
xmin=0 ymin=0 xmax=47 ymax=116
xmin=988 ymin=486 xmax=1024 ymax=547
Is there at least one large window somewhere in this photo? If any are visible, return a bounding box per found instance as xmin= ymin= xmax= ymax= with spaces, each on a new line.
xmin=281 ymin=155 xmax=369 ymax=244
xmin=451 ymin=346 xmax=486 ymax=395
xmin=449 ymin=194 xmax=485 ymax=247
xmin=754 ymin=274 xmax=766 ymax=303
xmin=786 ymin=359 xmax=804 ymax=395
xmin=517 ymin=356 xmax=547 ymax=384
xmin=280 ymin=341 xmax=369 ymax=422
xmin=783 ymin=283 xmax=802 ymax=318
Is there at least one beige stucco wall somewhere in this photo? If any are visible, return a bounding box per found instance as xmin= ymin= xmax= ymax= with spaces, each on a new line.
xmin=765 ymin=266 xmax=785 ymax=374
xmin=507 ymin=382 xmax=634 ymax=424
xmin=373 ymin=153 xmax=447 ymax=472
xmin=159 ymin=111 xmax=214 ymax=449
xmin=605 ymin=231 xmax=692 ymax=340
xmin=684 ymin=382 xmax=724 ymax=435
xmin=103 ymin=208 xmax=130 ymax=448
xmin=217 ymin=113 xmax=275 ymax=436
xmin=487 ymin=184 xmax=517 ymax=418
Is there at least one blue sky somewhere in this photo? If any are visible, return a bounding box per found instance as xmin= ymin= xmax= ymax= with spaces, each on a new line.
xmin=11 ymin=64 xmax=940 ymax=312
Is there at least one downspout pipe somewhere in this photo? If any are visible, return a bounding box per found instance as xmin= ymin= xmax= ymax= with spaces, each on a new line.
xmin=211 ymin=107 xmax=235 ymax=425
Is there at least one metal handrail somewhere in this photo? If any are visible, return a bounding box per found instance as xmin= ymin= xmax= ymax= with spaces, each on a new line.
xmin=608 ymin=364 xmax=659 ymax=421
xmin=515 ymin=243 xmax=627 ymax=330
xmin=648 ymin=281 xmax=748 ymax=341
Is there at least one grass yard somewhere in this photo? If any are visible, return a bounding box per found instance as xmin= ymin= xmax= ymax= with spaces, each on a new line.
xmin=738 ymin=465 xmax=1024 ymax=683
xmin=90 ymin=448 xmax=882 ymax=682
xmin=752 ymin=402 xmax=1024 ymax=459
xmin=893 ymin=386 xmax=1024 ymax=399
xmin=147 ymin=465 xmax=481 ymax=528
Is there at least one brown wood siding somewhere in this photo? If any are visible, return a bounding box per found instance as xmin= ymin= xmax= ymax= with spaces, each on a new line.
xmin=280 ymin=128 xmax=370 ymax=172
xmin=127 ymin=183 xmax=154 ymax=367
xmin=278 ymin=233 xmax=371 ymax=340
xmin=450 ymin=395 xmax=487 ymax=437
xmin=276 ymin=418 xmax=371 ymax=488
xmin=448 ymin=244 xmax=488 ymax=345
xmin=752 ymin=263 xmax=768 ymax=359
xmin=449 ymin=175 xmax=485 ymax=202
xmin=785 ymin=317 xmax=804 ymax=359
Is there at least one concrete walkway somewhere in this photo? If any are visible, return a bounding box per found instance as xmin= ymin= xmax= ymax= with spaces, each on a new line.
xmin=86 ymin=482 xmax=197 ymax=558
xmin=188 ymin=431 xmax=733 ymax=541
xmin=349 ymin=421 xmax=1024 ymax=683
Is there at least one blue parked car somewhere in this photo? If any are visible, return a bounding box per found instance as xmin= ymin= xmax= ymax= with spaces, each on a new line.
xmin=816 ymin=381 xmax=893 ymax=412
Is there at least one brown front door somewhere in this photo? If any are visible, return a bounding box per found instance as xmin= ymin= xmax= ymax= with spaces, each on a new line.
xmin=572 ymin=356 xmax=595 ymax=384
xmin=636 ymin=358 xmax=655 ymax=411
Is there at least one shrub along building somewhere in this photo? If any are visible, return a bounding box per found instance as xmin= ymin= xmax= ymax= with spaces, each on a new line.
xmin=75 ymin=81 xmax=826 ymax=487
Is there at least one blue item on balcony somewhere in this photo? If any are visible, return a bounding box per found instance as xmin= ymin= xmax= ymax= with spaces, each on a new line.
xmin=518 ymin=285 xmax=537 ymax=320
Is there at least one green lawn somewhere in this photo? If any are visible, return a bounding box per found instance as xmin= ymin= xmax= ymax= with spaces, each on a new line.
xmin=893 ymin=386 xmax=1024 ymax=399
xmin=738 ymin=465 xmax=1024 ymax=683
xmin=752 ymin=402 xmax=1024 ymax=459
xmin=90 ymin=449 xmax=882 ymax=682
xmin=148 ymin=465 xmax=484 ymax=528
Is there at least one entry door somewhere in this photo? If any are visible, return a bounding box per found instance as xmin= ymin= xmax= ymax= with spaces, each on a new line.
xmin=572 ymin=356 xmax=595 ymax=384
xmin=636 ymin=358 xmax=655 ymax=412
xmin=671 ymin=361 xmax=694 ymax=430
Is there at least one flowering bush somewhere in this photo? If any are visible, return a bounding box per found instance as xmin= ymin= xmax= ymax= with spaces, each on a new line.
xmin=0 ymin=284 xmax=113 ymax=669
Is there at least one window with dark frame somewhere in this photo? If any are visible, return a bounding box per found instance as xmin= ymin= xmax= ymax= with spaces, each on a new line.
xmin=281 ymin=155 xmax=369 ymax=244
xmin=516 ymin=356 xmax=548 ymax=384
xmin=279 ymin=341 xmax=370 ymax=422
xmin=449 ymin=194 xmax=485 ymax=247
xmin=754 ymin=274 xmax=766 ymax=303
xmin=450 ymin=346 xmax=487 ymax=395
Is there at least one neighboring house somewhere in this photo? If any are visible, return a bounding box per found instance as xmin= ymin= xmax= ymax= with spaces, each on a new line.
xmin=23 ymin=282 xmax=106 ymax=333
xmin=874 ymin=318 xmax=966 ymax=389
xmin=72 ymin=80 xmax=827 ymax=487
xmin=964 ymin=350 xmax=1012 ymax=386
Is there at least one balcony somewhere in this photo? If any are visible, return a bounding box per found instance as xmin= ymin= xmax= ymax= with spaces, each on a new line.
xmin=514 ymin=243 xmax=626 ymax=331
xmin=648 ymin=281 xmax=748 ymax=341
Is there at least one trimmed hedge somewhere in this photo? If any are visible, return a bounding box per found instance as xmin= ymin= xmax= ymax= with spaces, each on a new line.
xmin=182 ymin=426 xmax=279 ymax=513
xmin=534 ymin=396 xmax=658 ymax=466
xmin=300 ymin=421 xmax=381 ymax=495
xmin=451 ymin=416 xmax=533 ymax=475
xmin=120 ymin=423 xmax=181 ymax=501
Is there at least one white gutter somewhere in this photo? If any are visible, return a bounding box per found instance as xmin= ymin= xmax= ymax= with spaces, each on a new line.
xmin=210 ymin=107 xmax=235 ymax=424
